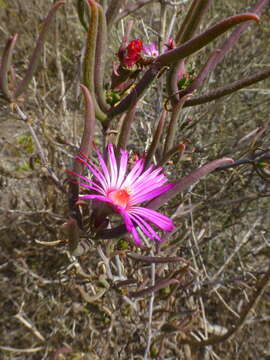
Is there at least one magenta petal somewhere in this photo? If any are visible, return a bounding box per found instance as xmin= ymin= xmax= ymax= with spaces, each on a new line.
xmin=116 ymin=149 xmax=128 ymax=188
xmin=142 ymin=42 xmax=159 ymax=57
xmin=108 ymin=144 xmax=118 ymax=186
xmin=121 ymin=159 xmax=145 ymax=187
xmin=118 ymin=208 xmax=133 ymax=232
xmin=79 ymin=182 xmax=105 ymax=195
xmin=129 ymin=213 xmax=162 ymax=242
xmin=67 ymin=168 xmax=106 ymax=194
xmin=71 ymin=143 xmax=174 ymax=246
xmin=130 ymin=207 xmax=174 ymax=232
xmin=80 ymin=194 xmax=113 ymax=206
xmin=67 ymin=170 xmax=92 ymax=185
xmin=133 ymin=166 xmax=163 ymax=187
xmin=131 ymin=183 xmax=174 ymax=204
xmin=76 ymin=156 xmax=108 ymax=190
xmin=95 ymin=148 xmax=111 ymax=187
xmin=118 ymin=209 xmax=143 ymax=245
xmin=131 ymin=226 xmax=143 ymax=246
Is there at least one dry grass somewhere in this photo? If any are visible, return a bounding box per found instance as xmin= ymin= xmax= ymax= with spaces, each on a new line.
xmin=0 ymin=1 xmax=270 ymax=359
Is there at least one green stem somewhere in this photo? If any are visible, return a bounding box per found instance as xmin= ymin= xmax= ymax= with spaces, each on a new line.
xmin=83 ymin=0 xmax=107 ymax=122
xmin=0 ymin=34 xmax=18 ymax=101
xmin=94 ymin=3 xmax=110 ymax=113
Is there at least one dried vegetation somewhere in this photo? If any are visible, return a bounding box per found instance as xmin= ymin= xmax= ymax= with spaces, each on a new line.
xmin=0 ymin=0 xmax=270 ymax=359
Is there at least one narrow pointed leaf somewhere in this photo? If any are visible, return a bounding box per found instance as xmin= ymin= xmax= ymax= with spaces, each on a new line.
xmin=163 ymin=94 xmax=190 ymax=155
xmin=129 ymin=278 xmax=179 ymax=298
xmin=14 ymin=1 xmax=65 ymax=98
xmin=94 ymin=2 xmax=110 ymax=113
xmin=0 ymin=34 xmax=18 ymax=101
xmin=83 ymin=0 xmax=98 ymax=98
xmin=71 ymin=84 xmax=96 ymax=177
xmin=76 ymin=84 xmax=96 ymax=171
xmin=77 ymin=0 xmax=89 ymax=31
xmin=69 ymin=84 xmax=96 ymax=225
xmin=117 ymin=94 xmax=138 ymax=151
xmin=144 ymin=109 xmax=167 ymax=168
xmin=83 ymin=0 xmax=107 ymax=122
xmin=127 ymin=253 xmax=189 ymax=264
xmin=166 ymin=59 xmax=185 ymax=106
xmin=157 ymin=13 xmax=259 ymax=67
xmin=95 ymin=158 xmax=235 ymax=240
xmin=184 ymin=67 xmax=270 ymax=107
xmin=146 ymin=158 xmax=234 ymax=210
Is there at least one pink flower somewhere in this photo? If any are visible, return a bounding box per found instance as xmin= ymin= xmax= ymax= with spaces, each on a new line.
xmin=165 ymin=37 xmax=174 ymax=51
xmin=73 ymin=144 xmax=175 ymax=246
xmin=142 ymin=42 xmax=159 ymax=58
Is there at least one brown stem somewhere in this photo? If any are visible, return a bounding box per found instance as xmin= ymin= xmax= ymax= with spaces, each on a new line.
xmin=116 ymin=94 xmax=138 ymax=151
xmin=129 ymin=278 xmax=179 ymax=298
xmin=163 ymin=94 xmax=190 ymax=155
xmin=159 ymin=143 xmax=186 ymax=167
xmin=127 ymin=253 xmax=189 ymax=264
xmin=144 ymin=109 xmax=168 ymax=168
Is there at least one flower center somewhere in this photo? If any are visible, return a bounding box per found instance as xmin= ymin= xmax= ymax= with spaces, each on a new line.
xmin=109 ymin=189 xmax=130 ymax=208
